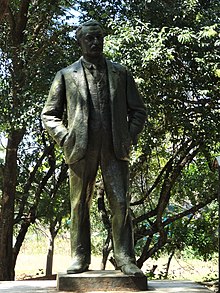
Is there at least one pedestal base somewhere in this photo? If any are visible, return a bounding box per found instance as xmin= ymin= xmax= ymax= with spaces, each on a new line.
xmin=57 ymin=270 xmax=148 ymax=292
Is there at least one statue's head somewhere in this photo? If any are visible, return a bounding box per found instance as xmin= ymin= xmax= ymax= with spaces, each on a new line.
xmin=76 ymin=20 xmax=105 ymax=41
xmin=76 ymin=20 xmax=105 ymax=59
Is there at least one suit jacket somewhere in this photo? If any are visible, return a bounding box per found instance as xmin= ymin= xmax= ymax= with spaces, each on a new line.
xmin=41 ymin=57 xmax=147 ymax=164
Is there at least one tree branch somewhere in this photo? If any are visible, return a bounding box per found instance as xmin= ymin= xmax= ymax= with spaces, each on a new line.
xmin=0 ymin=0 xmax=8 ymax=22
xmin=14 ymin=143 xmax=55 ymax=223
xmin=163 ymin=193 xmax=217 ymax=227
xmin=156 ymin=141 xmax=201 ymax=223
xmin=14 ymin=0 xmax=31 ymax=44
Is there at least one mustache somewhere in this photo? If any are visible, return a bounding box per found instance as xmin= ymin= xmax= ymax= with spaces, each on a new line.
xmin=91 ymin=44 xmax=102 ymax=49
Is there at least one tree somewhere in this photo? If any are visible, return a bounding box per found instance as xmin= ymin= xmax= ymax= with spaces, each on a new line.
xmin=76 ymin=0 xmax=220 ymax=268
xmin=0 ymin=0 xmax=78 ymax=280
xmin=0 ymin=0 xmax=219 ymax=281
xmin=12 ymin=129 xmax=70 ymax=277
xmin=0 ymin=0 xmax=8 ymax=22
xmin=36 ymin=149 xmax=69 ymax=276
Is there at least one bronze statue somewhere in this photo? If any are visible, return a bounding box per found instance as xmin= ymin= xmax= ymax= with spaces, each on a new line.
xmin=42 ymin=20 xmax=147 ymax=277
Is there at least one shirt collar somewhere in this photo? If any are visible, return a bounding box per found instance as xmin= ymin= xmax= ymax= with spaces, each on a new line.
xmin=81 ymin=56 xmax=106 ymax=71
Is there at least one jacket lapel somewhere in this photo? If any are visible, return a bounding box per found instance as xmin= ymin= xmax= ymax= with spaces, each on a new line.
xmin=72 ymin=58 xmax=88 ymax=102
xmin=106 ymin=60 xmax=119 ymax=103
xmin=71 ymin=58 xmax=119 ymax=103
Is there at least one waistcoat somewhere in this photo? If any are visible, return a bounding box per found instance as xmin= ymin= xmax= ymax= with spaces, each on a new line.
xmin=83 ymin=61 xmax=111 ymax=133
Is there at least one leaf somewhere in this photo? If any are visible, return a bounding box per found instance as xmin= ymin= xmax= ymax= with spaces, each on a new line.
xmin=199 ymin=25 xmax=218 ymax=39
xmin=177 ymin=31 xmax=194 ymax=44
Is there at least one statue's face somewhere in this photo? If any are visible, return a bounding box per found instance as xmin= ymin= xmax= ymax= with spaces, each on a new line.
xmin=79 ymin=26 xmax=104 ymax=59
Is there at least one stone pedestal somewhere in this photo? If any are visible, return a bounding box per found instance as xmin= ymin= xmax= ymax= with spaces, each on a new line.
xmin=57 ymin=270 xmax=148 ymax=292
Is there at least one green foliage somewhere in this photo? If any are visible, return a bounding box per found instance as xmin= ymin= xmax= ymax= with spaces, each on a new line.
xmin=0 ymin=0 xmax=219 ymax=275
xmin=77 ymin=0 xmax=220 ymax=264
xmin=0 ymin=1 xmax=80 ymax=279
xmin=0 ymin=0 xmax=79 ymax=213
xmin=0 ymin=0 xmax=79 ymax=132
xmin=185 ymin=202 xmax=218 ymax=260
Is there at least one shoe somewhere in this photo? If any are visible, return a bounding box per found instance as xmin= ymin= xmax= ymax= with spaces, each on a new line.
xmin=67 ymin=258 xmax=89 ymax=274
xmin=120 ymin=263 xmax=145 ymax=277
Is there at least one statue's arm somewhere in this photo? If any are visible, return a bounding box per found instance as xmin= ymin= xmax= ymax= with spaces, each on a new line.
xmin=126 ymin=70 xmax=147 ymax=144
xmin=41 ymin=70 xmax=68 ymax=146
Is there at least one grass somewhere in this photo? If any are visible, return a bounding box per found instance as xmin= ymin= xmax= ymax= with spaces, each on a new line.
xmin=15 ymin=232 xmax=218 ymax=284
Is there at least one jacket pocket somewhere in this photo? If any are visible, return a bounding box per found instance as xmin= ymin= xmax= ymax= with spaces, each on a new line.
xmin=63 ymin=132 xmax=75 ymax=153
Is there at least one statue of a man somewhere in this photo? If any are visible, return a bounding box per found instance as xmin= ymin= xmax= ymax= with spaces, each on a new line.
xmin=42 ymin=20 xmax=147 ymax=277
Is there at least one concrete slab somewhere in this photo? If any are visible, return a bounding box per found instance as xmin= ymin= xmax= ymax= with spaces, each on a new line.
xmin=0 ymin=279 xmax=212 ymax=292
xmin=0 ymin=280 xmax=56 ymax=292
xmin=149 ymin=280 xmax=213 ymax=292
xmin=57 ymin=270 xmax=148 ymax=291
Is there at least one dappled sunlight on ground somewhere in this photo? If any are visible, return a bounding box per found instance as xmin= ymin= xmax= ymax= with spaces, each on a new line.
xmin=15 ymin=234 xmax=218 ymax=284
xmin=15 ymin=254 xmax=217 ymax=283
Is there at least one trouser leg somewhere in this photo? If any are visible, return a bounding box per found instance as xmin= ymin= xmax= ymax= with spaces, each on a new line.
xmin=68 ymin=149 xmax=99 ymax=265
xmin=100 ymin=140 xmax=136 ymax=267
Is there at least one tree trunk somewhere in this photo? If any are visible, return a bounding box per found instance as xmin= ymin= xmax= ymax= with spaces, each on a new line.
xmin=45 ymin=234 xmax=55 ymax=276
xmin=97 ymin=182 xmax=113 ymax=270
xmin=164 ymin=250 xmax=175 ymax=279
xmin=12 ymin=206 xmax=36 ymax=272
xmin=0 ymin=0 xmax=8 ymax=22
xmin=0 ymin=129 xmax=25 ymax=280
xmin=101 ymin=235 xmax=112 ymax=270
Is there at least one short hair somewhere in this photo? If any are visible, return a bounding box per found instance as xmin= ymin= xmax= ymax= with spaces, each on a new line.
xmin=75 ymin=20 xmax=105 ymax=41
